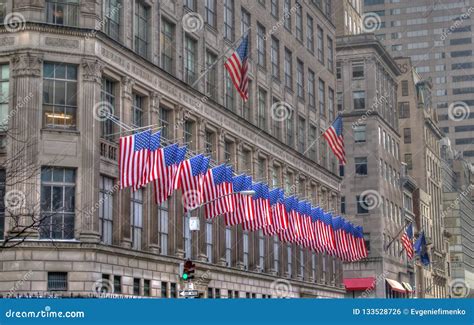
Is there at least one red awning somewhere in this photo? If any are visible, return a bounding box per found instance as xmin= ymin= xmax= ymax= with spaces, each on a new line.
xmin=343 ymin=277 xmax=376 ymax=291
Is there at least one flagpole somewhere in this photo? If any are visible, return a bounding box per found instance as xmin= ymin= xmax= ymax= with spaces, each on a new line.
xmin=191 ymin=28 xmax=252 ymax=88
xmin=384 ymin=219 xmax=409 ymax=252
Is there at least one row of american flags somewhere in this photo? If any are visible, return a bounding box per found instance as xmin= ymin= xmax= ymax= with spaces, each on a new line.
xmin=119 ymin=129 xmax=367 ymax=262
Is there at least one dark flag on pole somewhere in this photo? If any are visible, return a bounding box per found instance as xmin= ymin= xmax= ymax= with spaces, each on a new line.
xmin=414 ymin=231 xmax=430 ymax=266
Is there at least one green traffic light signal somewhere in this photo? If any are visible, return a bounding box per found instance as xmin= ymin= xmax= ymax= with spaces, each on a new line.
xmin=182 ymin=273 xmax=188 ymax=280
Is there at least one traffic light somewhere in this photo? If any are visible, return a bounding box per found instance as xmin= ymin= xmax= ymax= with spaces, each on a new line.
xmin=182 ymin=260 xmax=195 ymax=281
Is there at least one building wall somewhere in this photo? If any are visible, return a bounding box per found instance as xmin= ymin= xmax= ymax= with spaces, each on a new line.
xmin=0 ymin=0 xmax=347 ymax=298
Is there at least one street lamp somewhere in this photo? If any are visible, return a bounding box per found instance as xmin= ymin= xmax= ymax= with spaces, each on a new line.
xmin=187 ymin=190 xmax=255 ymax=231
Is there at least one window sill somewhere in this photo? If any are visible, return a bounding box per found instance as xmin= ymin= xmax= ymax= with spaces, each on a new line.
xmin=41 ymin=128 xmax=79 ymax=135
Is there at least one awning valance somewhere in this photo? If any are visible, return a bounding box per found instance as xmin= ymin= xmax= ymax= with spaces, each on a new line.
xmin=386 ymin=279 xmax=407 ymax=293
xmin=343 ymin=277 xmax=376 ymax=291
xmin=402 ymin=282 xmax=413 ymax=292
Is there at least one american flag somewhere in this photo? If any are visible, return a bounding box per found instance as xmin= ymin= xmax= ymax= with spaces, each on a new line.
xmin=322 ymin=116 xmax=346 ymax=165
xmin=143 ymin=131 xmax=161 ymax=184
xmin=354 ymin=225 xmax=368 ymax=259
xmin=175 ymin=154 xmax=205 ymax=212
xmin=279 ymin=196 xmax=299 ymax=243
xmin=225 ymin=175 xmax=254 ymax=226
xmin=224 ymin=35 xmax=249 ymax=102
xmin=243 ymin=183 xmax=271 ymax=231
xmin=401 ymin=223 xmax=414 ymax=260
xmin=310 ymin=208 xmax=324 ymax=253
xmin=343 ymin=221 xmax=358 ymax=261
xmin=333 ymin=216 xmax=349 ymax=261
xmin=202 ymin=165 xmax=234 ymax=219
xmin=320 ymin=211 xmax=336 ymax=256
xmin=263 ymin=189 xmax=288 ymax=236
xmin=119 ymin=130 xmax=151 ymax=190
xmin=153 ymin=144 xmax=179 ymax=204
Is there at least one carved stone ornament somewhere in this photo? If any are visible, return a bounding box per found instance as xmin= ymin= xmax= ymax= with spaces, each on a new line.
xmin=11 ymin=53 xmax=43 ymax=78
xmin=122 ymin=76 xmax=136 ymax=96
xmin=82 ymin=58 xmax=104 ymax=83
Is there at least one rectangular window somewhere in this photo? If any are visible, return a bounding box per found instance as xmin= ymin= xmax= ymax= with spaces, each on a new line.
xmin=299 ymin=248 xmax=304 ymax=278
xmin=100 ymin=78 xmax=115 ymax=141
xmin=355 ymin=157 xmax=368 ymax=175
xmin=287 ymin=245 xmax=292 ymax=277
xmin=403 ymin=128 xmax=411 ymax=144
xmin=284 ymin=0 xmax=291 ymax=31
xmin=354 ymin=125 xmax=366 ymax=143
xmin=308 ymin=70 xmax=316 ymax=109
xmin=405 ymin=153 xmax=412 ymax=170
xmin=114 ymin=276 xmax=122 ymax=294
xmin=243 ymin=231 xmax=249 ymax=269
xmin=184 ymin=36 xmax=197 ymax=84
xmin=132 ymin=94 xmax=144 ymax=128
xmin=298 ymin=116 xmax=305 ymax=153
xmin=0 ymin=169 xmax=4 ymax=240
xmin=40 ymin=167 xmax=75 ymax=239
xmin=271 ymin=0 xmax=279 ymax=17
xmin=284 ymin=48 xmax=293 ymax=89
xmin=297 ymin=60 xmax=304 ymax=99
xmin=257 ymin=23 xmax=266 ymax=68
xmin=134 ymin=1 xmax=149 ymax=57
xmin=398 ymin=102 xmax=410 ymax=118
xmin=99 ymin=176 xmax=114 ymax=245
xmin=104 ymin=0 xmax=121 ymax=41
xmin=158 ymin=107 xmax=171 ymax=140
xmin=47 ymin=272 xmax=68 ymax=291
xmin=144 ymin=279 xmax=150 ymax=296
xmin=225 ymin=227 xmax=232 ymax=266
xmin=184 ymin=0 xmax=196 ymax=10
xmin=43 ymin=62 xmax=77 ymax=130
xmin=356 ymin=195 xmax=369 ymax=214
xmin=307 ymin=15 xmax=314 ymax=52
xmin=224 ymin=73 xmax=235 ymax=112
xmin=205 ymin=0 xmax=216 ymax=28
xmin=328 ymin=87 xmax=335 ymax=120
xmin=161 ymin=282 xmax=168 ymax=298
xmin=0 ymin=64 xmax=9 ymax=148
xmin=271 ymin=37 xmax=280 ymax=79
xmin=241 ymin=8 xmax=251 ymax=36
xmin=133 ymin=278 xmax=140 ymax=296
xmin=341 ymin=196 xmax=346 ymax=214
xmin=0 ymin=1 xmax=6 ymax=20
xmin=170 ymin=283 xmax=177 ymax=298
xmin=273 ymin=236 xmax=280 ymax=274
xmin=205 ymin=51 xmax=218 ymax=100
xmin=257 ymin=88 xmax=267 ymax=130
xmin=317 ymin=26 xmax=324 ymax=63
xmin=46 ymin=0 xmax=79 ymax=26
xmin=401 ymin=81 xmax=409 ymax=96
xmin=309 ymin=125 xmax=317 ymax=160
xmin=131 ymin=189 xmax=143 ymax=250
xmin=319 ymin=79 xmax=326 ymax=117
xmin=158 ymin=201 xmax=169 ymax=255
xmin=296 ymin=3 xmax=303 ymax=41
xmin=184 ymin=213 xmax=192 ymax=258
xmin=327 ymin=37 xmax=334 ymax=72
xmin=258 ymin=230 xmax=265 ymax=270
xmin=206 ymin=220 xmax=213 ymax=263
xmin=160 ymin=19 xmax=175 ymax=74
xmin=353 ymin=91 xmax=365 ymax=110
xmin=224 ymin=0 xmax=235 ymax=41
xmin=352 ymin=63 xmax=364 ymax=79
xmin=286 ymin=113 xmax=294 ymax=146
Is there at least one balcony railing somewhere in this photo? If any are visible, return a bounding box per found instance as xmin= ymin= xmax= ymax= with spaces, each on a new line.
xmin=100 ymin=140 xmax=117 ymax=162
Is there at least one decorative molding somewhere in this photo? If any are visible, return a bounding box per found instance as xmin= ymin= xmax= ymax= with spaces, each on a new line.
xmin=81 ymin=58 xmax=104 ymax=83
xmin=11 ymin=53 xmax=43 ymax=78
xmin=44 ymin=37 xmax=79 ymax=49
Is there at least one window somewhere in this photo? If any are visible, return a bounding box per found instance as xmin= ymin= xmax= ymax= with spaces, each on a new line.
xmin=328 ymin=88 xmax=335 ymax=120
xmin=298 ymin=117 xmax=306 ymax=153
xmin=403 ymin=128 xmax=411 ymax=144
xmin=133 ymin=278 xmax=140 ymax=296
xmin=184 ymin=212 xmax=192 ymax=258
xmin=158 ymin=107 xmax=171 ymax=140
xmin=336 ymin=62 xmax=341 ymax=80
xmin=287 ymin=245 xmax=292 ymax=277
xmin=184 ymin=0 xmax=196 ymax=10
xmin=225 ymin=227 xmax=232 ymax=266
xmin=296 ymin=3 xmax=303 ymax=41
xmin=158 ymin=201 xmax=169 ymax=255
xmin=284 ymin=48 xmax=293 ymax=89
xmin=131 ymin=189 xmax=143 ymax=250
xmin=99 ymin=176 xmax=114 ymax=245
xmin=401 ymin=81 xmax=409 ymax=96
xmin=144 ymin=279 xmax=150 ymax=296
xmin=319 ymin=79 xmax=325 ymax=117
xmin=134 ymin=1 xmax=149 ymax=57
xmin=363 ymin=233 xmax=370 ymax=253
xmin=161 ymin=282 xmax=168 ymax=298
xmin=353 ymin=91 xmax=365 ymax=110
xmin=283 ymin=0 xmax=291 ymax=31
xmin=286 ymin=112 xmax=294 ymax=146
xmin=271 ymin=0 xmax=279 ymax=17
xmin=317 ymin=26 xmax=324 ymax=63
xmin=352 ymin=63 xmax=364 ymax=79
xmin=307 ymin=15 xmax=314 ymax=52
xmin=184 ymin=36 xmax=197 ymax=84
xmin=100 ymin=78 xmax=115 ymax=141
xmin=104 ymin=0 xmax=121 ymax=40
xmin=257 ymin=88 xmax=267 ymax=130
xmin=206 ymin=51 xmax=218 ymax=100
xmin=170 ymin=283 xmax=177 ymax=298
xmin=258 ymin=230 xmax=265 ymax=270
xmin=354 ymin=125 xmax=366 ymax=143
xmin=46 ymin=0 xmax=79 ymax=26
xmin=205 ymin=131 xmax=215 ymax=159
xmin=206 ymin=220 xmax=213 ymax=263
xmin=224 ymin=73 xmax=235 ymax=112
xmin=224 ymin=0 xmax=234 ymax=41
xmin=160 ymin=19 xmax=175 ymax=74
xmin=273 ymin=236 xmax=280 ymax=274
xmin=257 ymin=23 xmax=266 ymax=68
xmin=0 ymin=1 xmax=5 ymax=20
xmin=243 ymin=231 xmax=249 ymax=269
xmin=341 ymin=196 xmax=346 ymax=214
xmin=405 ymin=153 xmax=413 ymax=170
xmin=356 ymin=195 xmax=369 ymax=214
xmin=0 ymin=64 xmax=9 ymax=147
xmin=205 ymin=0 xmax=216 ymax=27
xmin=297 ymin=60 xmax=304 ymax=99
xmin=355 ymin=157 xmax=368 ymax=175
xmin=398 ymin=102 xmax=410 ymax=118
xmin=308 ymin=70 xmax=316 ymax=109
xmin=308 ymin=124 xmax=317 ymax=160
xmin=47 ymin=272 xmax=67 ymax=291
xmin=0 ymin=169 xmax=4 ymax=240
xmin=299 ymin=248 xmax=304 ymax=278
xmin=43 ymin=62 xmax=77 ymax=130
xmin=114 ymin=276 xmax=122 ymax=293
xmin=132 ymin=94 xmax=144 ymax=128
xmin=241 ymin=9 xmax=251 ymax=36
xmin=327 ymin=37 xmax=334 ymax=72
xmin=271 ymin=37 xmax=280 ymax=79
xmin=40 ymin=167 xmax=75 ymax=239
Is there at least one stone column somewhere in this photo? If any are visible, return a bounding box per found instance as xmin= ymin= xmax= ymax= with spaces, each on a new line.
xmin=7 ymin=53 xmax=43 ymax=239
xmin=78 ymin=58 xmax=104 ymax=243
xmin=216 ymin=128 xmax=227 ymax=266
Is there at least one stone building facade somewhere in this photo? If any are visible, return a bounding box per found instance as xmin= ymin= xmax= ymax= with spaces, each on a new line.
xmin=0 ymin=0 xmax=346 ymax=298
xmin=337 ymin=34 xmax=415 ymax=298
xmin=334 ymin=0 xmax=363 ymax=37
